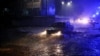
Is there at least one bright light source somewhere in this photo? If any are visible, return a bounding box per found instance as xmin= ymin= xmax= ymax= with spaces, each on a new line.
xmin=67 ymin=1 xmax=72 ymax=6
xmin=61 ymin=1 xmax=64 ymax=5
xmin=81 ymin=19 xmax=89 ymax=24
xmin=39 ymin=31 xmax=47 ymax=35
xmin=75 ymin=17 xmax=90 ymax=25
xmin=51 ymin=31 xmax=62 ymax=36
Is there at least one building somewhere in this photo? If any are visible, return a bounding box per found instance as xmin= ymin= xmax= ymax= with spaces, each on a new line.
xmin=24 ymin=0 xmax=55 ymax=16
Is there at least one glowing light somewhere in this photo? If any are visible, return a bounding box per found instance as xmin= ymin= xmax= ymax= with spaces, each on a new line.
xmin=69 ymin=19 xmax=74 ymax=23
xmin=67 ymin=1 xmax=72 ymax=6
xmin=55 ymin=44 xmax=62 ymax=53
xmin=81 ymin=19 xmax=89 ymax=24
xmin=51 ymin=31 xmax=62 ymax=36
xmin=98 ymin=6 xmax=100 ymax=9
xmin=4 ymin=8 xmax=8 ymax=12
xmin=48 ymin=7 xmax=55 ymax=15
xmin=96 ymin=12 xmax=99 ymax=15
xmin=75 ymin=17 xmax=90 ymax=25
xmin=61 ymin=1 xmax=64 ymax=5
xmin=92 ymin=14 xmax=96 ymax=18
xmin=39 ymin=31 xmax=47 ymax=35
xmin=56 ymin=49 xmax=62 ymax=53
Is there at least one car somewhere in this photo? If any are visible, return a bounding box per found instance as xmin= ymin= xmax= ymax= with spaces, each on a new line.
xmin=46 ymin=22 xmax=74 ymax=36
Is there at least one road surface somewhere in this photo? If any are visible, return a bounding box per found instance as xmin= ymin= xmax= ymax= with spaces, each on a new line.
xmin=0 ymin=27 xmax=100 ymax=56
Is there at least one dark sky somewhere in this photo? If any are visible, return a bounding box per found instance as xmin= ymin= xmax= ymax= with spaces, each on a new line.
xmin=0 ymin=0 xmax=100 ymax=15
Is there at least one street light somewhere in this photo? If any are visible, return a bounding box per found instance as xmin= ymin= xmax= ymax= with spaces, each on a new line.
xmin=67 ymin=1 xmax=72 ymax=6
xmin=61 ymin=1 xmax=64 ymax=5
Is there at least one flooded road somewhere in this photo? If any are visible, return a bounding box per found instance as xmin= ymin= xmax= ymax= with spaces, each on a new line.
xmin=0 ymin=28 xmax=100 ymax=56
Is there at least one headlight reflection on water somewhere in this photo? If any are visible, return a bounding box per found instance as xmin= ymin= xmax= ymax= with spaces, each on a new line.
xmin=54 ymin=44 xmax=63 ymax=56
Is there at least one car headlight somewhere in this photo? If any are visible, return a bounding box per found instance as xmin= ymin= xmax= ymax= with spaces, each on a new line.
xmin=51 ymin=31 xmax=62 ymax=36
xmin=39 ymin=30 xmax=47 ymax=35
xmin=75 ymin=17 xmax=91 ymax=25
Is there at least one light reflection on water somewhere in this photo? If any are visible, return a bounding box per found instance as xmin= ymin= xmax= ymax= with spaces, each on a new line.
xmin=29 ymin=43 xmax=64 ymax=56
xmin=2 ymin=33 xmax=100 ymax=56
xmin=19 ymin=33 xmax=100 ymax=56
xmin=28 ymin=34 xmax=100 ymax=56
